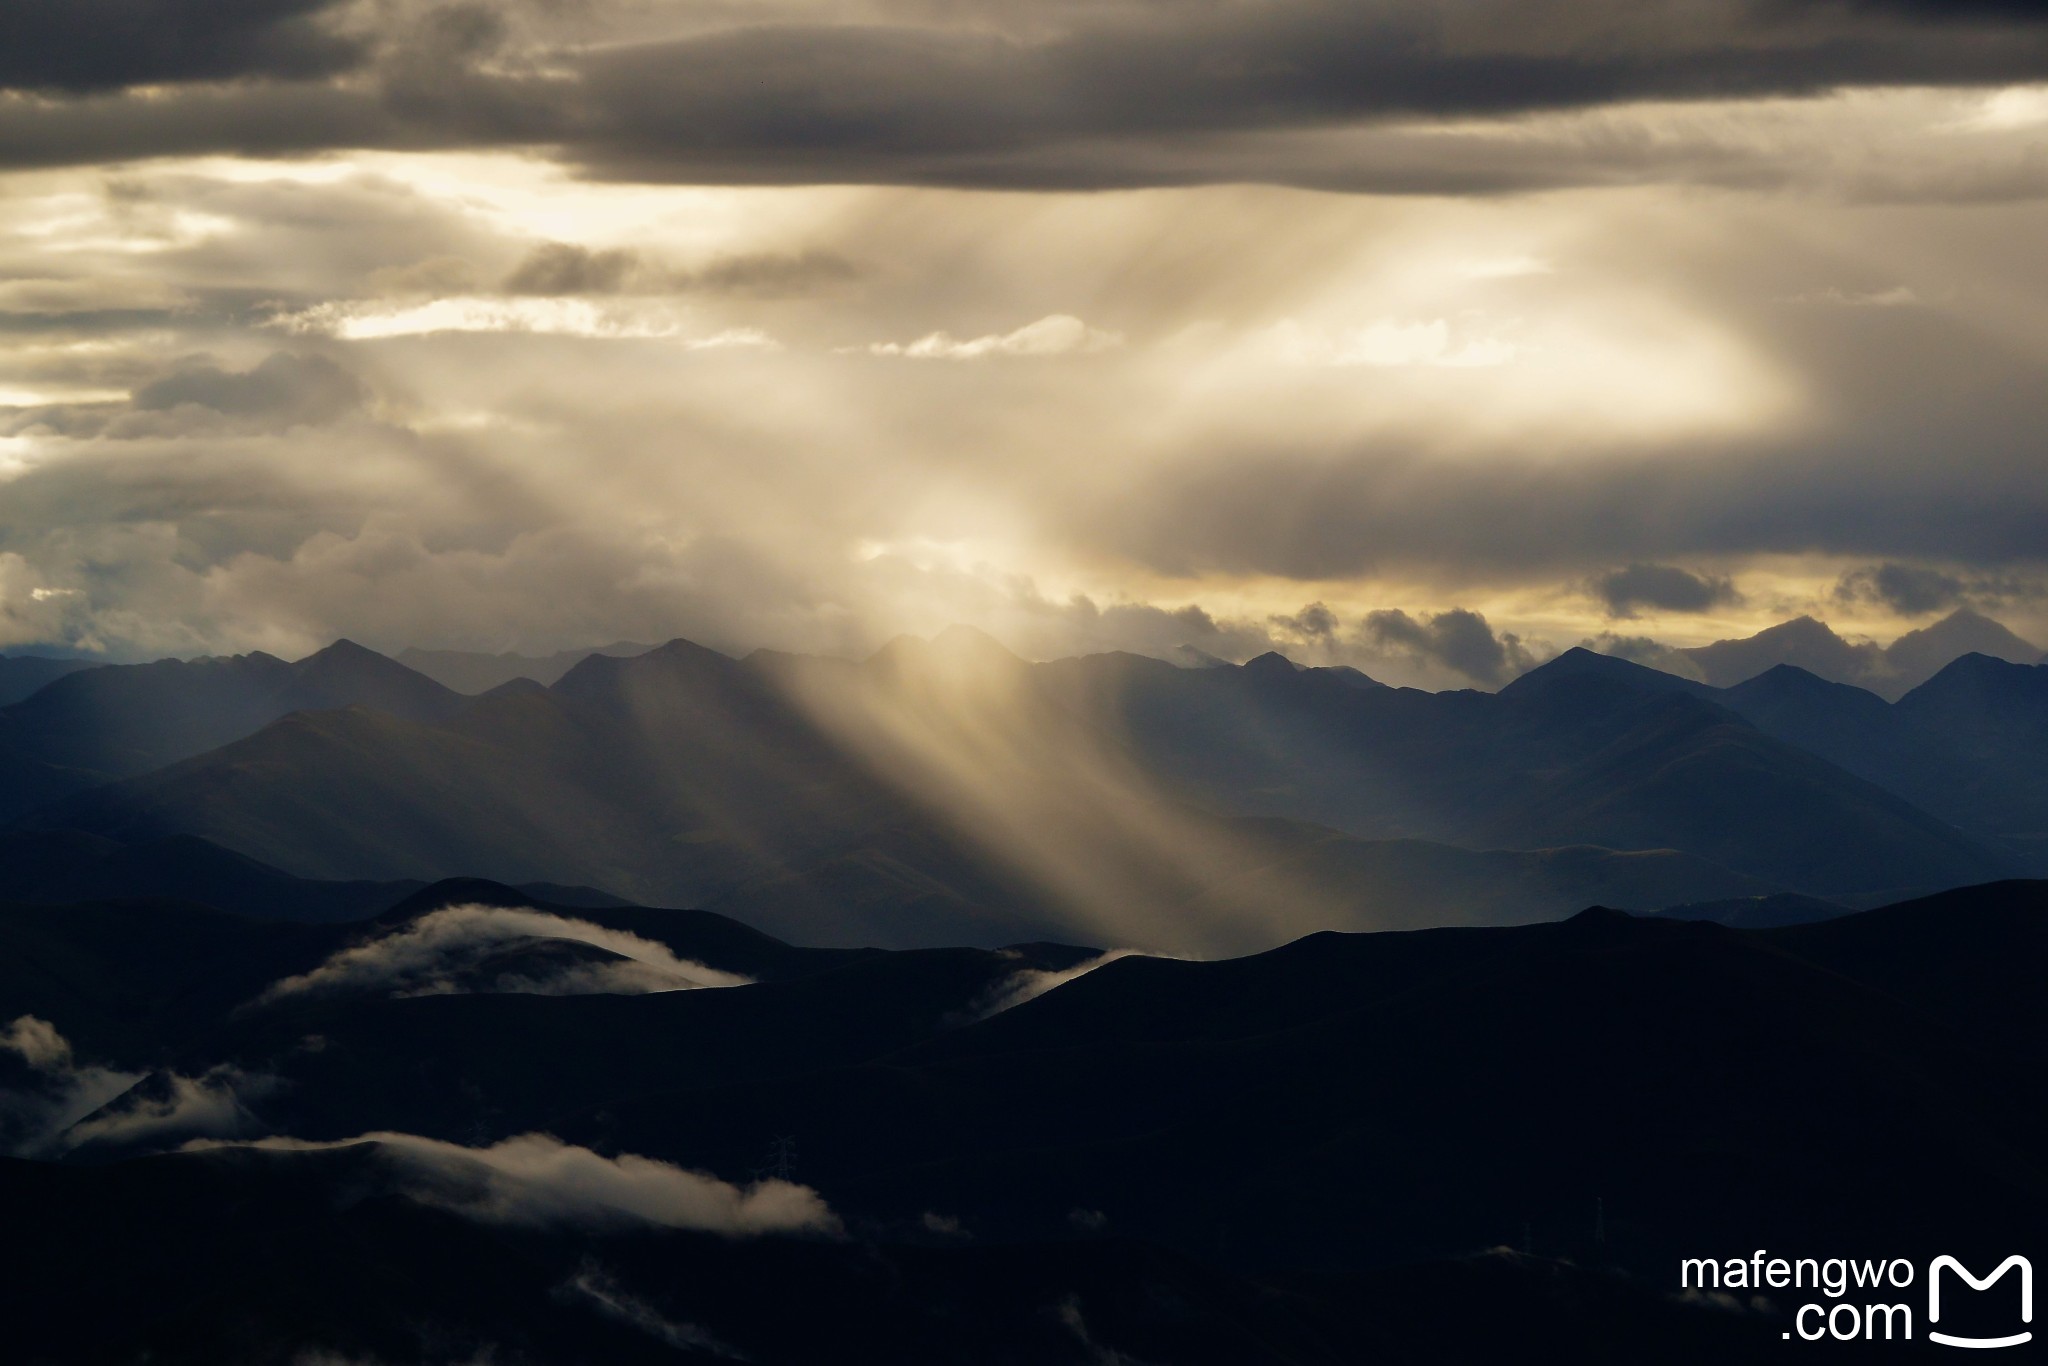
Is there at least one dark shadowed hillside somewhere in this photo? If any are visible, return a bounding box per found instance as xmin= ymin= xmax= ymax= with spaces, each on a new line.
xmin=0 ymin=641 xmax=464 ymax=820
xmin=398 ymin=640 xmax=659 ymax=693
xmin=2 ymin=877 xmax=2038 ymax=1362
xmin=0 ymin=653 xmax=97 ymax=706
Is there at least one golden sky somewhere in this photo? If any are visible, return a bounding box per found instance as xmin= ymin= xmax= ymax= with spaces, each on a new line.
xmin=3 ymin=2 xmax=2046 ymax=684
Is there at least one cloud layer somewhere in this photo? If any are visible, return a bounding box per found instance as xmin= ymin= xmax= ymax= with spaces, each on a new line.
xmin=257 ymin=904 xmax=754 ymax=1003
xmin=3 ymin=7 xmax=2047 ymax=675
xmin=8 ymin=2 xmax=2048 ymax=194
xmin=0 ymin=1015 xmax=140 ymax=1156
xmin=0 ymin=1015 xmax=272 ymax=1157
xmin=212 ymin=1130 xmax=842 ymax=1237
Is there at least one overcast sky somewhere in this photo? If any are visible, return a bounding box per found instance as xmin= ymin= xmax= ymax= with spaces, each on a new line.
xmin=3 ymin=0 xmax=2045 ymax=684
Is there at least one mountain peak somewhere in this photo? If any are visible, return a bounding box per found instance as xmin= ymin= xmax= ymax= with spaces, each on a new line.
xmin=929 ymin=623 xmax=1024 ymax=663
xmin=1316 ymin=663 xmax=1389 ymax=691
xmin=292 ymin=638 xmax=449 ymax=688
xmin=1895 ymin=651 xmax=2048 ymax=729
xmin=1761 ymin=614 xmax=1838 ymax=641
xmin=551 ymin=636 xmax=733 ymax=698
xmin=1680 ymin=615 xmax=1879 ymax=689
xmin=295 ymin=637 xmax=383 ymax=665
xmin=1884 ymin=609 xmax=2042 ymax=695
xmin=292 ymin=638 xmax=441 ymax=683
xmin=866 ymin=625 xmax=1025 ymax=677
xmin=275 ymin=640 xmax=463 ymax=727
xmin=1735 ymin=661 xmax=1836 ymax=691
xmin=1501 ymin=646 xmax=1713 ymax=699
xmin=1241 ymin=650 xmax=1304 ymax=675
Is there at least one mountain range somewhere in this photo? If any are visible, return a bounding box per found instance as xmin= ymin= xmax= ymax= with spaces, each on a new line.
xmin=1672 ymin=608 xmax=2042 ymax=698
xmin=397 ymin=640 xmax=659 ymax=693
xmin=1 ymin=623 xmax=2042 ymax=950
xmin=4 ymin=613 xmax=2043 ymax=1361
xmin=0 ymin=653 xmax=97 ymax=706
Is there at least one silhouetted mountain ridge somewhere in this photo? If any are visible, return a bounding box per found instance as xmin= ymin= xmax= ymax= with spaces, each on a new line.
xmin=11 ymin=631 xmax=2029 ymax=947
xmin=0 ymin=640 xmax=465 ymax=821
xmin=1666 ymin=608 xmax=2042 ymax=698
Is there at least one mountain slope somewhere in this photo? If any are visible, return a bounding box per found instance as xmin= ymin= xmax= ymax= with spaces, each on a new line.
xmin=397 ymin=640 xmax=657 ymax=693
xmin=19 ymin=636 xmax=2015 ymax=947
xmin=0 ymin=1147 xmax=1769 ymax=1366
xmin=0 ymin=640 xmax=464 ymax=820
xmin=1522 ymin=650 xmax=2048 ymax=858
xmin=1678 ymin=615 xmax=1882 ymax=689
xmin=1667 ymin=608 xmax=2041 ymax=698
xmin=0 ymin=654 xmax=97 ymax=706
xmin=1884 ymin=608 xmax=2043 ymax=693
xmin=555 ymin=886 xmax=2048 ymax=1277
xmin=3 ymin=876 xmax=2040 ymax=1361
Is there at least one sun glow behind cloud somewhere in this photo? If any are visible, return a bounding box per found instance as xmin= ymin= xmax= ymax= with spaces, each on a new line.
xmin=0 ymin=73 xmax=2044 ymax=665
xmin=274 ymin=296 xmax=783 ymax=345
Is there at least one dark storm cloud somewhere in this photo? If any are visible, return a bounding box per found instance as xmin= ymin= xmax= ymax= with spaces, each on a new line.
xmin=688 ymin=252 xmax=861 ymax=297
xmin=1834 ymin=561 xmax=1966 ymax=615
xmin=5 ymin=354 xmax=369 ymax=441
xmin=1271 ymin=601 xmax=1340 ymax=641
xmin=1362 ymin=607 xmax=1537 ymax=685
xmin=1096 ymin=381 xmax=2048 ymax=583
xmin=502 ymin=242 xmax=639 ymax=296
xmin=1840 ymin=0 xmax=2048 ymax=17
xmin=557 ymin=6 xmax=2048 ymax=187
xmin=6 ymin=1 xmax=2048 ymax=187
xmin=133 ymin=353 xmax=365 ymax=425
xmin=1831 ymin=561 xmax=2046 ymax=615
xmin=499 ymin=243 xmax=862 ymax=297
xmin=1590 ymin=563 xmax=1743 ymax=617
xmin=0 ymin=0 xmax=363 ymax=94
xmin=0 ymin=84 xmax=413 ymax=170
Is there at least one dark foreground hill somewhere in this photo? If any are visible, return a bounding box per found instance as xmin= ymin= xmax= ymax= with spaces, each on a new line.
xmin=2 ymin=877 xmax=2038 ymax=1361
xmin=0 ymin=876 xmax=881 ymax=1065
xmin=0 ymin=1145 xmax=1772 ymax=1366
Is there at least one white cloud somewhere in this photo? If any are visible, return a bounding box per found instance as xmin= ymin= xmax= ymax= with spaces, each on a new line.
xmin=684 ymin=327 xmax=783 ymax=352
xmin=1262 ymin=317 xmax=1519 ymax=368
xmin=0 ymin=1014 xmax=143 ymax=1156
xmin=1952 ymin=86 xmax=2048 ymax=134
xmin=560 ymin=1265 xmax=745 ymax=1357
xmin=866 ymin=314 xmax=1122 ymax=360
xmin=1057 ymin=1294 xmax=1142 ymax=1366
xmin=206 ymin=1131 xmax=842 ymax=1238
xmin=1461 ymin=256 xmax=1554 ymax=280
xmin=0 ymin=1015 xmax=72 ymax=1070
xmin=256 ymin=903 xmax=754 ymax=1004
xmin=273 ymin=298 xmax=781 ymax=348
xmin=61 ymin=1064 xmax=274 ymax=1152
xmin=1 ymin=1015 xmax=270 ymax=1156
xmin=1790 ymin=285 xmax=1921 ymax=308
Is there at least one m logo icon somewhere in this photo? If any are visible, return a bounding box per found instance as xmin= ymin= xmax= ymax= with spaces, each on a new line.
xmin=1929 ymin=1255 xmax=2033 ymax=1350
